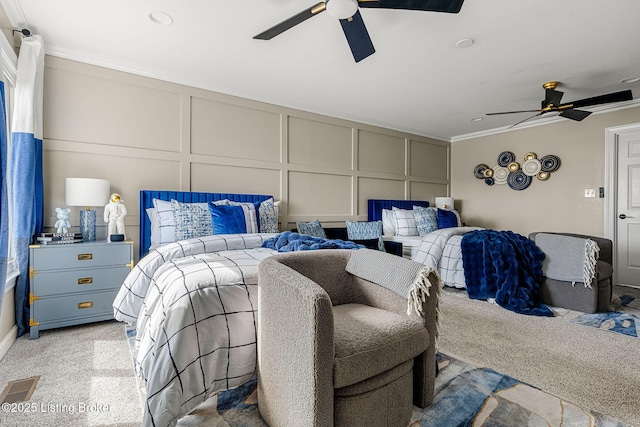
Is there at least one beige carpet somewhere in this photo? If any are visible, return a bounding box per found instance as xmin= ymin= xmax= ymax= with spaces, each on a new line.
xmin=438 ymin=289 xmax=640 ymax=426
xmin=0 ymin=320 xmax=142 ymax=427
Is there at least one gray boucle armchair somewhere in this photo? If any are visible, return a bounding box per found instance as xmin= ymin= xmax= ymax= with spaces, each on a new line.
xmin=257 ymin=249 xmax=440 ymax=427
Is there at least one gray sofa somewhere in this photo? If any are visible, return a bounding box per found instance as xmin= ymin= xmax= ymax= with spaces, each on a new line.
xmin=529 ymin=232 xmax=613 ymax=313
xmin=257 ymin=249 xmax=439 ymax=427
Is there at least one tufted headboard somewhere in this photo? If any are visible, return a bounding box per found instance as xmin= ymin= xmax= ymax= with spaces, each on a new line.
xmin=367 ymin=199 xmax=429 ymax=222
xmin=139 ymin=190 xmax=272 ymax=258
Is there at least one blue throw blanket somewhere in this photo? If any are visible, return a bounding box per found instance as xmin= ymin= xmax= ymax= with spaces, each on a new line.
xmin=262 ymin=231 xmax=364 ymax=252
xmin=461 ymin=230 xmax=552 ymax=317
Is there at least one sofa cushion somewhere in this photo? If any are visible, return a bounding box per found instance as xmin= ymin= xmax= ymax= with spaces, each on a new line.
xmin=332 ymin=303 xmax=429 ymax=389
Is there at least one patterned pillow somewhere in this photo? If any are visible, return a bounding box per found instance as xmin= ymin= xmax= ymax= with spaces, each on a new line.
xmin=392 ymin=207 xmax=418 ymax=237
xmin=346 ymin=220 xmax=385 ymax=251
xmin=171 ymin=200 xmax=213 ymax=241
xmin=258 ymin=198 xmax=279 ymax=233
xmin=209 ymin=202 xmax=259 ymax=234
xmin=413 ymin=206 xmax=439 ymax=236
xmin=153 ymin=199 xmax=210 ymax=246
xmin=296 ymin=219 xmax=327 ymax=238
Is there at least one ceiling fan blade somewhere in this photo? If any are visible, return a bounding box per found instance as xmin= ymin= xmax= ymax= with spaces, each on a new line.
xmin=559 ymin=109 xmax=592 ymax=121
xmin=358 ymin=0 xmax=464 ymax=13
xmin=562 ymin=89 xmax=633 ymax=109
xmin=486 ymin=109 xmax=542 ymax=116
xmin=544 ymin=88 xmax=563 ymax=107
xmin=253 ymin=2 xmax=326 ymax=40
xmin=340 ymin=10 xmax=375 ymax=63
xmin=508 ymin=112 xmax=544 ymax=129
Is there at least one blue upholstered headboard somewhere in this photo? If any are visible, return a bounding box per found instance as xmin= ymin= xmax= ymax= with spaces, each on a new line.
xmin=140 ymin=190 xmax=272 ymax=258
xmin=367 ymin=199 xmax=429 ymax=222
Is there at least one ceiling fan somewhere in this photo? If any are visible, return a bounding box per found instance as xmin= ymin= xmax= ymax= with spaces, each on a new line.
xmin=486 ymin=81 xmax=634 ymax=128
xmin=253 ymin=0 xmax=465 ymax=63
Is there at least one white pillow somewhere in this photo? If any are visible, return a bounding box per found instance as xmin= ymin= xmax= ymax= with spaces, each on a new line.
xmin=146 ymin=208 xmax=160 ymax=250
xmin=392 ymin=207 xmax=418 ymax=237
xmin=381 ymin=209 xmax=396 ymax=236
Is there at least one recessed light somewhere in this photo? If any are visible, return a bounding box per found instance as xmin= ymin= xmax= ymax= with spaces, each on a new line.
xmin=456 ymin=38 xmax=475 ymax=48
xmin=620 ymin=76 xmax=640 ymax=84
xmin=471 ymin=117 xmax=483 ymax=122
xmin=149 ymin=11 xmax=173 ymax=25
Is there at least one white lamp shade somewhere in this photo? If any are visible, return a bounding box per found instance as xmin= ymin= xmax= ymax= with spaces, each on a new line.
xmin=66 ymin=178 xmax=110 ymax=207
xmin=435 ymin=197 xmax=455 ymax=210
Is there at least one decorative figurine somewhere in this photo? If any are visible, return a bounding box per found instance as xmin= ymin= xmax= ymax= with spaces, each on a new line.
xmin=104 ymin=193 xmax=127 ymax=242
xmin=54 ymin=207 xmax=71 ymax=234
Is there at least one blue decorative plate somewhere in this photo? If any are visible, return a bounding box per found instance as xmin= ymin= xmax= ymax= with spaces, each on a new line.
xmin=507 ymin=170 xmax=532 ymax=190
xmin=540 ymin=155 xmax=561 ymax=172
xmin=474 ymin=163 xmax=490 ymax=179
xmin=485 ymin=177 xmax=495 ymax=186
xmin=497 ymin=151 xmax=515 ymax=167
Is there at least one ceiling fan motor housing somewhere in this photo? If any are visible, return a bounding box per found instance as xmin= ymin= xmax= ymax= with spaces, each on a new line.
xmin=326 ymin=0 xmax=359 ymax=19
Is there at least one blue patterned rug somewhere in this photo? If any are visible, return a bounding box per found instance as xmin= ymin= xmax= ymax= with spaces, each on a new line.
xmin=172 ymin=353 xmax=629 ymax=427
xmin=566 ymin=291 xmax=639 ymax=338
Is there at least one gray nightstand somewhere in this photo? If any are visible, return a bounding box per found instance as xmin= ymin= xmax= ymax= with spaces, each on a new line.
xmin=28 ymin=240 xmax=134 ymax=339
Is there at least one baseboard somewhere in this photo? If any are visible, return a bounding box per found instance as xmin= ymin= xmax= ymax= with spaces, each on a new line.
xmin=0 ymin=325 xmax=18 ymax=362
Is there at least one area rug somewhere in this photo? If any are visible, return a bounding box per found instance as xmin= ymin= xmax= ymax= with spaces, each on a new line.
xmin=565 ymin=290 xmax=639 ymax=338
xmin=123 ymin=334 xmax=631 ymax=427
xmin=169 ymin=353 xmax=629 ymax=427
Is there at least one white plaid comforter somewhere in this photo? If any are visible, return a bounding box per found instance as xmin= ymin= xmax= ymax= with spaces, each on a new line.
xmin=112 ymin=234 xmax=277 ymax=427
xmin=412 ymin=227 xmax=483 ymax=289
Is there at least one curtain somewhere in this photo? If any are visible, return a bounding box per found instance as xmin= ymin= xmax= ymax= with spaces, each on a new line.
xmin=11 ymin=35 xmax=44 ymax=337
xmin=0 ymin=51 xmax=8 ymax=313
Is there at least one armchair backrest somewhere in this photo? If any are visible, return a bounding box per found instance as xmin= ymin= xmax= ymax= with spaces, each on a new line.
xmin=529 ymin=232 xmax=612 ymax=265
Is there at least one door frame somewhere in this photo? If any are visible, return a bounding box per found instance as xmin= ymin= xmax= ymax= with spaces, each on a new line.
xmin=604 ymin=121 xmax=640 ymax=287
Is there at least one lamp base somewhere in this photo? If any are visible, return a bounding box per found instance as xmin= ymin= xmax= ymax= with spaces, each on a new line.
xmin=79 ymin=210 xmax=97 ymax=241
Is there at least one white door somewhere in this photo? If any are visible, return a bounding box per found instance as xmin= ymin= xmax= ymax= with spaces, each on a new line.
xmin=616 ymin=128 xmax=640 ymax=287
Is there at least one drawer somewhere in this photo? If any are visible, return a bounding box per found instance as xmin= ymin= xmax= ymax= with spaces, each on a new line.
xmin=31 ymin=265 xmax=130 ymax=297
xmin=32 ymin=289 xmax=117 ymax=323
xmin=31 ymin=243 xmax=132 ymax=271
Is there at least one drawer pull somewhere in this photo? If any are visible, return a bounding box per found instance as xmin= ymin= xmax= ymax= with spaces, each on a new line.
xmin=78 ymin=253 xmax=93 ymax=260
xmin=78 ymin=277 xmax=93 ymax=285
xmin=78 ymin=301 xmax=94 ymax=309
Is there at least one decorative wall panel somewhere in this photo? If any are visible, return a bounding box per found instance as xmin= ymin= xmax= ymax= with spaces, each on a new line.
xmin=288 ymin=117 xmax=352 ymax=169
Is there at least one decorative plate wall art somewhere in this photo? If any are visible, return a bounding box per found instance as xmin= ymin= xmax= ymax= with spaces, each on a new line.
xmin=473 ymin=152 xmax=561 ymax=191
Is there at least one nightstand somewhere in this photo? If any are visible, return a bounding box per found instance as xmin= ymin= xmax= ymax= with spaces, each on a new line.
xmin=28 ymin=240 xmax=134 ymax=339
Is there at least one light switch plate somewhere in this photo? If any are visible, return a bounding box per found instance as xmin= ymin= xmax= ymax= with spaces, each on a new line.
xmin=584 ymin=188 xmax=596 ymax=198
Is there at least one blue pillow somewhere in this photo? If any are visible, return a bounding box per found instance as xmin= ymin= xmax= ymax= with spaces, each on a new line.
xmin=413 ymin=206 xmax=438 ymax=236
xmin=437 ymin=209 xmax=459 ymax=229
xmin=296 ymin=219 xmax=327 ymax=238
xmin=209 ymin=203 xmax=250 ymax=234
xmin=346 ymin=220 xmax=385 ymax=251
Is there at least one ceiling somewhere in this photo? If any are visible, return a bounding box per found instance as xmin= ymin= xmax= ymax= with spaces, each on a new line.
xmin=2 ymin=0 xmax=640 ymax=141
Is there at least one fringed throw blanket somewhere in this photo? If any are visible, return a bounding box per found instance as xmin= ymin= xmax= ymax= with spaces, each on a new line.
xmin=461 ymin=230 xmax=552 ymax=317
xmin=262 ymin=231 xmax=363 ymax=252
xmin=345 ymin=248 xmax=443 ymax=344
xmin=534 ymin=233 xmax=600 ymax=287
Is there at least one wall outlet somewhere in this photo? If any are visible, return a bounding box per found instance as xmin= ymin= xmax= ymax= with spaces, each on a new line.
xmin=584 ymin=188 xmax=596 ymax=198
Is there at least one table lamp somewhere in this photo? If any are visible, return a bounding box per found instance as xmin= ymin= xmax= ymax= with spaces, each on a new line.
xmin=66 ymin=178 xmax=110 ymax=241
xmin=435 ymin=197 xmax=455 ymax=210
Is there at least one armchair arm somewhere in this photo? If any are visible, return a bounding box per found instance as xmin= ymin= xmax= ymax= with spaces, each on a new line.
xmin=258 ymin=256 xmax=335 ymax=427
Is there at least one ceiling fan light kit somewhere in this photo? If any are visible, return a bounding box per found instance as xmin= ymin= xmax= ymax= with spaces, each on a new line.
xmin=326 ymin=0 xmax=358 ymax=19
xmin=486 ymin=81 xmax=634 ymax=128
xmin=253 ymin=0 xmax=465 ymax=63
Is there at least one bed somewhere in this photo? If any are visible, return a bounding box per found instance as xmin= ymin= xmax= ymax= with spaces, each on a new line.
xmin=114 ymin=190 xmax=366 ymax=427
xmin=367 ymin=199 xmax=552 ymax=317
xmin=113 ymin=190 xmax=282 ymax=427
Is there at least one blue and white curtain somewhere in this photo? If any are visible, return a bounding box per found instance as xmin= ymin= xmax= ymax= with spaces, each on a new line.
xmin=11 ymin=35 xmax=45 ymax=336
xmin=0 ymin=53 xmax=9 ymax=313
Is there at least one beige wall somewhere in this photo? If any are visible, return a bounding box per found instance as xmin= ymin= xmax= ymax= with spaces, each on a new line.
xmin=41 ymin=56 xmax=451 ymax=260
xmin=451 ymin=107 xmax=640 ymax=237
